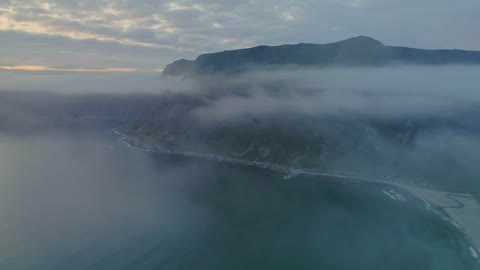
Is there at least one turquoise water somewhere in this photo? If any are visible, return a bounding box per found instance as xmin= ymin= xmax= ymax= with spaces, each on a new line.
xmin=0 ymin=129 xmax=477 ymax=270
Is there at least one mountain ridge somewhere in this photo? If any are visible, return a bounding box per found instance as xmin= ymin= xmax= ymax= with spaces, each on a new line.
xmin=163 ymin=36 xmax=480 ymax=76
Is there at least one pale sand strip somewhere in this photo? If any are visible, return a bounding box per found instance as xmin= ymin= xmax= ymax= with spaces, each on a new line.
xmin=399 ymin=185 xmax=480 ymax=262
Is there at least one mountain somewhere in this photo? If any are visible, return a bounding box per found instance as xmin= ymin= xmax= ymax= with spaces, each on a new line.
xmin=162 ymin=59 xmax=195 ymax=76
xmin=163 ymin=36 xmax=480 ymax=75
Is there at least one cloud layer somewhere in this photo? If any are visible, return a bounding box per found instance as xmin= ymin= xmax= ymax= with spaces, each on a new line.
xmin=1 ymin=0 xmax=479 ymax=71
xmin=192 ymin=66 xmax=480 ymax=122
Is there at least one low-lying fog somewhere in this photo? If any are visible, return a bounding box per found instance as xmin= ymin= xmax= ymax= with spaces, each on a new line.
xmin=191 ymin=65 xmax=480 ymax=121
xmin=0 ymin=130 xmax=208 ymax=233
xmin=0 ymin=71 xmax=193 ymax=94
xmin=0 ymin=130 xmax=214 ymax=269
xmin=1 ymin=65 xmax=480 ymax=269
xmin=1 ymin=65 xmax=480 ymax=194
xmin=0 ymin=130 xmax=476 ymax=270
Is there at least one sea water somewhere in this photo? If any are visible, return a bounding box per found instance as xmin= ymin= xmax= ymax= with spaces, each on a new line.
xmin=0 ymin=126 xmax=477 ymax=270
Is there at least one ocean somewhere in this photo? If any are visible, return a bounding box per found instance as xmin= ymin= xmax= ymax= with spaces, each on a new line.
xmin=0 ymin=125 xmax=477 ymax=270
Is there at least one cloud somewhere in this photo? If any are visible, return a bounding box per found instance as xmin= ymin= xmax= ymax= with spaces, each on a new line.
xmin=192 ymin=66 xmax=480 ymax=122
xmin=0 ymin=0 xmax=479 ymax=73
xmin=0 ymin=30 xmax=190 ymax=70
xmin=1 ymin=64 xmax=480 ymax=193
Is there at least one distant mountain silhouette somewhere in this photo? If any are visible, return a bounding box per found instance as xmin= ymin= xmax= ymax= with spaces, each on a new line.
xmin=163 ymin=36 xmax=480 ymax=75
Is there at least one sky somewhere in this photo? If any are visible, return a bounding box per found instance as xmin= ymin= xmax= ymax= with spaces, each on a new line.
xmin=0 ymin=0 xmax=479 ymax=73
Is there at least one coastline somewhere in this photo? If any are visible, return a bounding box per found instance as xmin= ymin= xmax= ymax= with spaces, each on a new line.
xmin=113 ymin=128 xmax=480 ymax=263
xmin=112 ymin=128 xmax=396 ymax=185
xmin=399 ymin=185 xmax=480 ymax=263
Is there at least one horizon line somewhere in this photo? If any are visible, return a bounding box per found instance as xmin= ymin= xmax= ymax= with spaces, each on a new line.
xmin=0 ymin=65 xmax=164 ymax=73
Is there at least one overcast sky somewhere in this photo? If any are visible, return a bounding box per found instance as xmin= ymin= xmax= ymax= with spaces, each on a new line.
xmin=0 ymin=0 xmax=479 ymax=72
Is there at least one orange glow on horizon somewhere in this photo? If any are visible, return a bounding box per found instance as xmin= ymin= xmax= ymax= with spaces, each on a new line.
xmin=0 ymin=65 xmax=140 ymax=73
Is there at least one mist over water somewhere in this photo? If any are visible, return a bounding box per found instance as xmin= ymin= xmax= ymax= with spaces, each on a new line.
xmin=0 ymin=128 xmax=211 ymax=269
xmin=0 ymin=71 xmax=194 ymax=94
xmin=0 ymin=65 xmax=479 ymax=269
xmin=1 ymin=0 xmax=480 ymax=267
xmin=0 ymin=125 xmax=478 ymax=270
xmin=1 ymin=65 xmax=480 ymax=193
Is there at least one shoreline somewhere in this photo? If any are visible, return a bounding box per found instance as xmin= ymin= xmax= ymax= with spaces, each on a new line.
xmin=113 ymin=129 xmax=397 ymax=185
xmin=400 ymin=185 xmax=480 ymax=263
xmin=113 ymin=128 xmax=480 ymax=262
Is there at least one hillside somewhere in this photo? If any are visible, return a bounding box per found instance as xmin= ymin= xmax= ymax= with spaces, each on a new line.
xmin=163 ymin=36 xmax=480 ymax=75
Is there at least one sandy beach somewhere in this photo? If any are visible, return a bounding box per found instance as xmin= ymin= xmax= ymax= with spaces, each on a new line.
xmin=399 ymin=185 xmax=480 ymax=263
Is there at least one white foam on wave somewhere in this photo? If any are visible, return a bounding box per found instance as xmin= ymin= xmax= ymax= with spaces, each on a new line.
xmin=383 ymin=190 xmax=397 ymax=201
xmin=389 ymin=189 xmax=407 ymax=202
xmin=470 ymin=246 xmax=479 ymax=259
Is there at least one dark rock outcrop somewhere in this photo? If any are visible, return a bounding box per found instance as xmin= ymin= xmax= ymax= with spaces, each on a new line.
xmin=163 ymin=36 xmax=480 ymax=76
